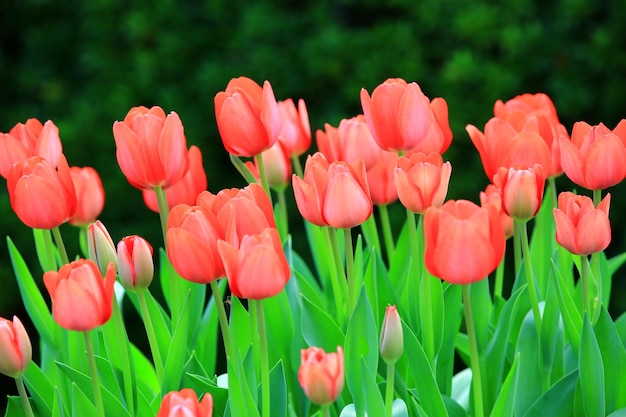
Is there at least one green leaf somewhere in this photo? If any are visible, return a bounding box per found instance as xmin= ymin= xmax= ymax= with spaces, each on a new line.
xmin=579 ymin=314 xmax=605 ymax=417
xmin=552 ymin=259 xmax=582 ymax=354
xmin=594 ymin=307 xmax=626 ymax=412
xmin=489 ymin=354 xmax=520 ymax=417
xmin=162 ymin=289 xmax=193 ymax=394
xmin=437 ymin=283 xmax=462 ymax=397
xmin=22 ymin=361 xmax=55 ymax=415
xmin=528 ymin=179 xmax=558 ymax=297
xmin=539 ymin=277 xmax=563 ymax=379
xmin=300 ymin=294 xmax=344 ymax=352
xmin=513 ymin=309 xmax=542 ymax=415
xmin=5 ymin=396 xmax=28 ymax=417
xmin=33 ymin=228 xmax=57 ymax=271
xmin=608 ymin=252 xmax=626 ymax=276
xmin=127 ymin=288 xmax=172 ymax=365
xmin=71 ymin=382 xmax=96 ymax=417
xmin=193 ymin=279 xmax=225 ymax=378
xmin=269 ymin=360 xmax=287 ymax=417
xmin=521 ymin=370 xmax=578 ymax=417
xmin=264 ymin=290 xmax=295 ymax=369
xmin=361 ymin=358 xmax=385 ymax=417
xmin=7 ymin=237 xmax=58 ymax=348
xmin=185 ymin=373 xmax=229 ymax=417
xmin=607 ymin=409 xmax=626 ymax=417
xmin=130 ymin=343 xmax=159 ymax=398
xmin=226 ymin=348 xmax=261 ymax=417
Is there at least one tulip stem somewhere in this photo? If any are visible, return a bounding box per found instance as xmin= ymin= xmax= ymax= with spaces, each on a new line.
xmin=154 ymin=186 xmax=170 ymax=245
xmin=230 ymin=154 xmax=258 ymax=184
xmin=385 ymin=364 xmax=395 ymax=417
xmin=79 ymin=225 xmax=89 ymax=257
xmin=111 ymin=296 xmax=135 ymax=416
xmin=292 ymin=155 xmax=304 ymax=178
xmin=361 ymin=212 xmax=381 ymax=255
xmin=593 ymin=189 xmax=601 ymax=207
xmin=210 ymin=280 xmax=233 ymax=361
xmin=462 ymin=285 xmax=485 ymax=417
xmin=277 ymin=188 xmax=289 ymax=242
xmin=15 ymin=375 xmax=35 ymax=417
xmin=580 ymin=255 xmax=592 ymax=320
xmin=51 ymin=226 xmax=69 ymax=265
xmin=137 ymin=289 xmax=164 ymax=382
xmin=494 ymin=255 xmax=505 ymax=300
xmin=378 ymin=204 xmax=395 ymax=264
xmin=327 ymin=227 xmax=348 ymax=325
xmin=321 ymin=404 xmax=331 ymax=417
xmin=255 ymin=153 xmax=273 ymax=207
xmin=254 ymin=299 xmax=271 ymax=417
xmin=516 ymin=221 xmax=542 ymax=334
xmin=343 ymin=228 xmax=356 ymax=313
xmin=84 ymin=331 xmax=105 ymax=417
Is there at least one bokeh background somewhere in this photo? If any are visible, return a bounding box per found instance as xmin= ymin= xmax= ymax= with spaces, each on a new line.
xmin=1 ymin=0 xmax=626 ymax=410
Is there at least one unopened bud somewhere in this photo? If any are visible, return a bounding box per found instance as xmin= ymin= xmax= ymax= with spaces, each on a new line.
xmin=380 ymin=305 xmax=403 ymax=364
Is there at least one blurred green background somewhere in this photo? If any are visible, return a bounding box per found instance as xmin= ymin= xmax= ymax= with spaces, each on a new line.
xmin=1 ymin=0 xmax=626 ymax=408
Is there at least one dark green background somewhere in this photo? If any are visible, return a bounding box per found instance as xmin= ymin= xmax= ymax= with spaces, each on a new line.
xmin=1 ymin=0 xmax=625 ymax=408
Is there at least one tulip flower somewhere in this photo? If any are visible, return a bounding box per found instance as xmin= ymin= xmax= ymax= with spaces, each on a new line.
xmin=156 ymin=389 xmax=213 ymax=417
xmin=88 ymin=220 xmax=118 ymax=275
xmin=492 ymin=164 xmax=545 ymax=222
xmin=394 ymin=152 xmax=452 ymax=214
xmin=293 ymin=153 xmax=372 ymax=228
xmin=553 ymin=192 xmax=611 ymax=255
xmin=380 ymin=306 xmax=403 ymax=365
xmin=113 ymin=105 xmax=189 ymax=190
xmin=7 ymin=155 xmax=77 ymax=229
xmin=117 ymin=236 xmax=154 ymax=290
xmin=214 ymin=76 xmax=281 ymax=157
xmin=166 ymin=204 xmax=225 ymax=283
xmin=559 ymin=120 xmax=626 ymax=191
xmin=466 ymin=118 xmax=552 ymax=182
xmin=197 ymin=183 xmax=276 ymax=247
xmin=316 ymin=115 xmax=383 ymax=169
xmin=244 ymin=141 xmax=292 ymax=191
xmin=142 ymin=145 xmax=207 ymax=212
xmin=43 ymin=259 xmax=116 ymax=331
xmin=493 ymin=93 xmax=569 ymax=177
xmin=0 ymin=316 xmax=32 ymax=378
xmin=360 ymin=78 xmax=433 ymax=152
xmin=218 ymin=228 xmax=290 ymax=299
xmin=298 ymin=346 xmax=345 ymax=406
xmin=278 ymin=98 xmax=311 ymax=157
xmin=367 ymin=151 xmax=399 ymax=206
xmin=480 ymin=184 xmax=513 ymax=239
xmin=424 ymin=200 xmax=506 ymax=284
xmin=405 ymin=97 xmax=453 ymax=156
xmin=69 ymin=166 xmax=105 ymax=226
xmin=0 ymin=118 xmax=62 ymax=179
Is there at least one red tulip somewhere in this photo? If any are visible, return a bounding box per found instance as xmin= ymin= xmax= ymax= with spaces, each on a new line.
xmin=0 ymin=316 xmax=32 ymax=378
xmin=480 ymin=184 xmax=513 ymax=239
xmin=559 ymin=120 xmax=626 ymax=191
xmin=197 ymin=183 xmax=275 ymax=247
xmin=293 ymin=153 xmax=372 ymax=228
xmin=278 ymin=98 xmax=311 ymax=157
xmin=553 ymin=192 xmax=611 ymax=255
xmin=156 ymin=389 xmax=213 ymax=417
xmin=69 ymin=166 xmax=105 ymax=226
xmin=7 ymin=155 xmax=77 ymax=229
xmin=492 ymin=164 xmax=545 ymax=221
xmin=0 ymin=118 xmax=62 ymax=179
xmin=166 ymin=204 xmax=225 ymax=283
xmin=214 ymin=76 xmax=281 ymax=157
xmin=43 ymin=259 xmax=116 ymax=331
xmin=406 ymin=97 xmax=453 ymax=155
xmin=424 ymin=200 xmax=505 ymax=284
xmin=218 ymin=228 xmax=290 ymax=299
xmin=298 ymin=346 xmax=344 ymax=406
xmin=244 ymin=141 xmax=292 ymax=191
xmin=113 ymin=106 xmax=189 ymax=190
xmin=367 ymin=151 xmax=399 ymax=206
xmin=316 ymin=115 xmax=383 ymax=169
xmin=394 ymin=153 xmax=452 ymax=214
xmin=117 ymin=236 xmax=154 ymax=290
xmin=142 ymin=145 xmax=207 ymax=212
xmin=360 ymin=78 xmax=433 ymax=152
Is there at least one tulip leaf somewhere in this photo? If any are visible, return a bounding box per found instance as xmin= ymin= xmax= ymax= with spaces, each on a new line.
xmin=552 ymin=259 xmax=582 ymax=354
xmin=185 ymin=373 xmax=229 ymax=417
xmin=607 ymin=409 xmax=626 ymax=417
xmin=361 ymin=358 xmax=385 ymax=417
xmin=22 ymin=361 xmax=55 ymax=415
xmin=300 ymin=294 xmax=344 ymax=352
xmin=489 ymin=353 xmax=520 ymax=417
xmin=304 ymin=221 xmax=333 ymax=287
xmin=513 ymin=308 xmax=542 ymax=415
xmin=32 ymin=228 xmax=57 ymax=272
xmin=269 ymin=360 xmax=287 ymax=417
xmin=194 ymin=279 xmax=225 ymax=377
xmin=130 ymin=343 xmax=159 ymax=398
xmin=127 ymin=288 xmax=172 ymax=365
xmin=52 ymin=387 xmax=64 ymax=417
xmin=5 ymin=396 xmax=29 ymax=417
xmin=528 ymin=180 xmax=557 ymax=297
xmin=539 ymin=276 xmax=563 ymax=382
xmin=579 ymin=314 xmax=605 ymax=417
xmin=388 ymin=222 xmax=411 ymax=298
xmin=71 ymin=382 xmax=97 ymax=417
xmin=263 ymin=291 xmax=295 ymax=375
xmin=437 ymin=283 xmax=462 ymax=397
xmin=7 ymin=237 xmax=58 ymax=348
xmin=608 ymin=252 xmax=626 ymax=275
xmin=520 ymin=369 xmax=578 ymax=417
xmin=402 ymin=319 xmax=449 ymax=417
xmin=593 ymin=307 xmax=626 ymax=413
xmin=226 ymin=348 xmax=260 ymax=417
xmin=345 ymin=287 xmax=378 ymax=415
xmin=162 ymin=289 xmax=192 ymax=395
xmin=229 ymin=295 xmax=252 ymax=361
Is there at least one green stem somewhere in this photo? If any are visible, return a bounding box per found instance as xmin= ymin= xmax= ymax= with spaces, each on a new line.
xmin=385 ymin=364 xmax=395 ymax=417
xmin=112 ymin=297 xmax=135 ymax=415
xmin=593 ymin=189 xmax=601 ymax=207
xmin=462 ymin=285 xmax=485 ymax=417
xmin=154 ymin=186 xmax=170 ymax=246
xmin=277 ymin=188 xmax=289 ymax=241
xmin=137 ymin=289 xmax=164 ymax=382
xmin=321 ymin=404 xmax=331 ymax=417
xmin=79 ymin=225 xmax=89 ymax=257
xmin=255 ymin=153 xmax=273 ymax=206
xmin=230 ymin=154 xmax=258 ymax=184
xmin=327 ymin=227 xmax=348 ymax=324
xmin=548 ymin=177 xmax=558 ymax=209
xmin=38 ymin=228 xmax=56 ymax=271
xmin=249 ymin=298 xmax=261 ymax=379
xmin=590 ymin=252 xmax=602 ymax=323
xmin=513 ymin=225 xmax=522 ymax=282
xmin=580 ymin=255 xmax=592 ymax=319
xmin=292 ymin=155 xmax=304 ymax=178
xmin=51 ymin=226 xmax=69 ymax=265
xmin=494 ymin=254 xmax=505 ymax=299
xmin=378 ymin=204 xmax=395 ymax=263
xmin=15 ymin=375 xmax=35 ymax=417
xmin=84 ymin=331 xmax=105 ymax=417
xmin=343 ymin=228 xmax=356 ymax=313
xmin=210 ymin=280 xmax=233 ymax=361
xmin=255 ymin=299 xmax=271 ymax=417
xmin=361 ymin=211 xmax=381 ymax=253
xmin=517 ymin=221 xmax=542 ymax=334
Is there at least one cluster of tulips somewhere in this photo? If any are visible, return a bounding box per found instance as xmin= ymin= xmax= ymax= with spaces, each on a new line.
xmin=1 ymin=76 xmax=626 ymax=417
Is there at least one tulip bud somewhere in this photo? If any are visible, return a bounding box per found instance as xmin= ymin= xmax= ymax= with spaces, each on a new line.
xmin=117 ymin=236 xmax=154 ymax=290
xmin=156 ymin=388 xmax=213 ymax=417
xmin=88 ymin=220 xmax=118 ymax=275
xmin=298 ymin=346 xmax=344 ymax=406
xmin=380 ymin=305 xmax=403 ymax=365
xmin=0 ymin=316 xmax=32 ymax=378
